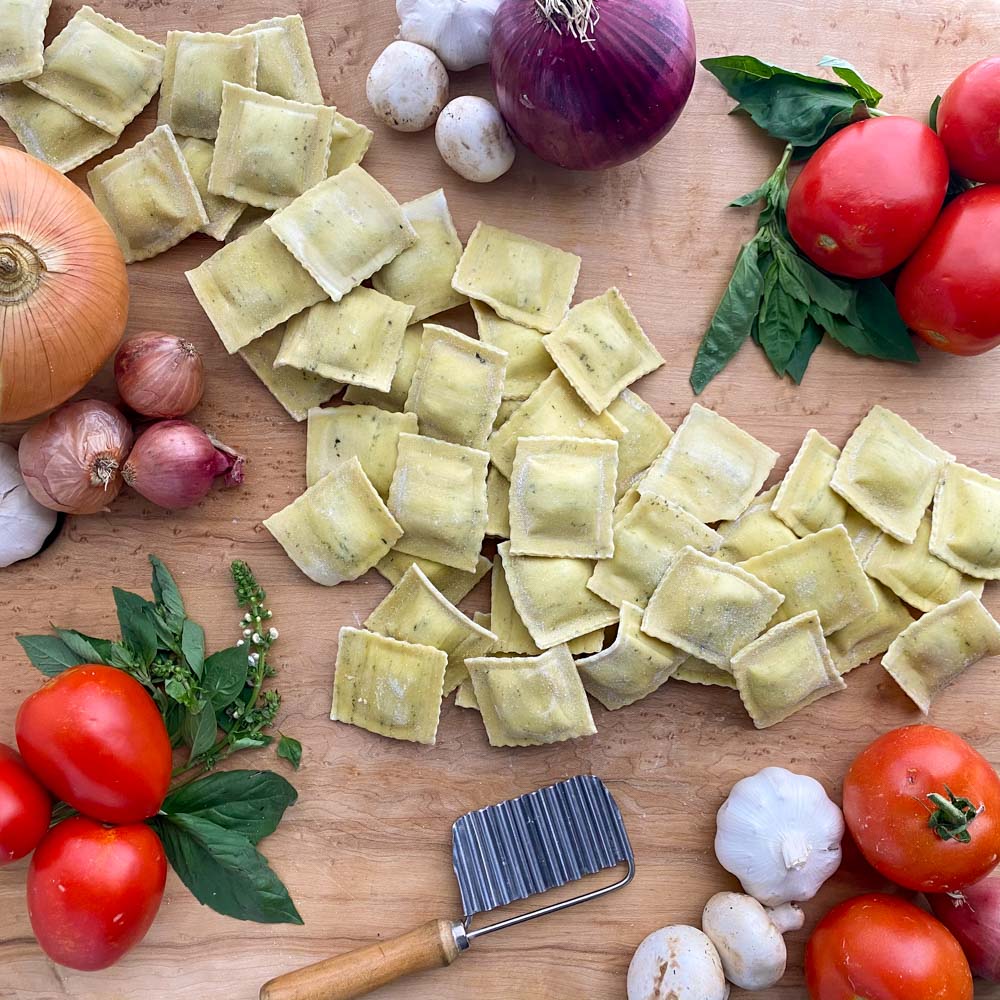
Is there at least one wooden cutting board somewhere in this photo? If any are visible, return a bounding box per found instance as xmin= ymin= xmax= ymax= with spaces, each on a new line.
xmin=3 ymin=2 xmax=1000 ymax=998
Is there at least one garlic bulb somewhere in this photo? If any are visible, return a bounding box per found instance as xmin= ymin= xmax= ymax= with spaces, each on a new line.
xmin=715 ymin=766 xmax=844 ymax=907
xmin=397 ymin=0 xmax=502 ymax=72
xmin=0 ymin=442 xmax=57 ymax=568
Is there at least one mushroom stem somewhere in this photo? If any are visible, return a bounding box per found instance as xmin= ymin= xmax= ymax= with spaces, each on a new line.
xmin=767 ymin=902 xmax=805 ymax=935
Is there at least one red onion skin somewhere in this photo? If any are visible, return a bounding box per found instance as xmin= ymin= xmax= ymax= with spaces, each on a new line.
xmin=114 ymin=332 xmax=204 ymax=419
xmin=929 ymin=874 xmax=1000 ymax=981
xmin=123 ymin=420 xmax=242 ymax=511
xmin=18 ymin=400 xmax=133 ymax=515
xmin=491 ymin=0 xmax=696 ymax=170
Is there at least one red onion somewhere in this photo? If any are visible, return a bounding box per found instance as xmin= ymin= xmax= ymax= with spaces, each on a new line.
xmin=491 ymin=0 xmax=696 ymax=170
xmin=123 ymin=421 xmax=244 ymax=510
xmin=929 ymin=873 xmax=1000 ymax=981
xmin=18 ymin=400 xmax=133 ymax=514
xmin=114 ymin=332 xmax=205 ymax=419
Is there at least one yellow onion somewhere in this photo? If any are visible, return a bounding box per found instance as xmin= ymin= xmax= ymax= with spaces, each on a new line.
xmin=0 ymin=146 xmax=129 ymax=423
xmin=18 ymin=400 xmax=133 ymax=514
xmin=114 ymin=332 xmax=205 ymax=419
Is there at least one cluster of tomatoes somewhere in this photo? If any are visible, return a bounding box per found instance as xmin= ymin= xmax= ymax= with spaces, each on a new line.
xmin=0 ymin=665 xmax=174 ymax=970
xmin=788 ymin=56 xmax=1000 ymax=356
xmin=806 ymin=726 xmax=1000 ymax=999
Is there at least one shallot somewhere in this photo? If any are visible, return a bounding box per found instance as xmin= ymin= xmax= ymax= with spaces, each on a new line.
xmin=114 ymin=332 xmax=205 ymax=419
xmin=18 ymin=400 xmax=133 ymax=515
xmin=929 ymin=873 xmax=1000 ymax=982
xmin=123 ymin=421 xmax=244 ymax=510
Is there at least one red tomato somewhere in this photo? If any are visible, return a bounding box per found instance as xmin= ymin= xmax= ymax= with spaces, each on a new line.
xmin=805 ymin=894 xmax=972 ymax=1000
xmin=0 ymin=744 xmax=51 ymax=865
xmin=895 ymin=185 xmax=1000 ymax=355
xmin=27 ymin=816 xmax=166 ymax=971
xmin=787 ymin=116 xmax=949 ymax=278
xmin=843 ymin=725 xmax=1000 ymax=892
xmin=16 ymin=665 xmax=172 ymax=824
xmin=937 ymin=57 xmax=1000 ymax=182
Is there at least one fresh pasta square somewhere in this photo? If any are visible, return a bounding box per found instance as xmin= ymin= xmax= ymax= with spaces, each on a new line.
xmin=930 ymin=462 xmax=1000 ymax=580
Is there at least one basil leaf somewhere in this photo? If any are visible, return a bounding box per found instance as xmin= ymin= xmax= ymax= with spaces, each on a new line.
xmin=812 ymin=299 xmax=917 ymax=363
xmin=794 ymin=256 xmax=854 ymax=315
xmin=182 ymin=708 xmax=218 ymax=762
xmin=229 ymin=735 xmax=272 ymax=752
xmin=162 ymin=770 xmax=298 ymax=844
xmin=109 ymin=641 xmax=140 ymax=671
xmin=54 ymin=628 xmax=114 ymax=665
xmin=181 ymin=619 xmax=206 ymax=679
xmin=16 ymin=635 xmax=86 ymax=676
xmin=759 ymin=269 xmax=809 ymax=375
xmin=149 ymin=555 xmax=185 ymax=632
xmin=785 ymin=317 xmax=825 ymax=383
xmin=818 ymin=56 xmax=883 ymax=106
xmin=163 ymin=702 xmax=187 ymax=748
xmin=774 ymin=247 xmax=810 ymax=305
xmin=690 ymin=237 xmax=766 ymax=393
xmin=203 ymin=645 xmax=250 ymax=710
xmin=853 ymin=280 xmax=920 ymax=361
xmin=151 ymin=814 xmax=302 ymax=924
xmin=929 ymin=94 xmax=941 ymax=132
xmin=277 ymin=735 xmax=302 ymax=771
xmin=112 ymin=588 xmax=158 ymax=667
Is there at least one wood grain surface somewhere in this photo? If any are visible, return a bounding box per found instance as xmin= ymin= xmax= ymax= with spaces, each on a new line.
xmin=3 ymin=1 xmax=1000 ymax=998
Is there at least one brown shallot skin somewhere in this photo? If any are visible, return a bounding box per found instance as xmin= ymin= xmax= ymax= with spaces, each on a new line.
xmin=114 ymin=333 xmax=205 ymax=419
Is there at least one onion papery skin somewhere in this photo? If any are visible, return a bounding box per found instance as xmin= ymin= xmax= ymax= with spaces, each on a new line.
xmin=123 ymin=420 xmax=243 ymax=510
xmin=18 ymin=400 xmax=133 ymax=514
xmin=929 ymin=875 xmax=1000 ymax=982
xmin=0 ymin=147 xmax=129 ymax=424
xmin=115 ymin=332 xmax=205 ymax=419
xmin=490 ymin=0 xmax=696 ymax=170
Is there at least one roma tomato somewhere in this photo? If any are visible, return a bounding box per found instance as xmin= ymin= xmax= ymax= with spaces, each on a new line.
xmin=805 ymin=894 xmax=972 ymax=1000
xmin=937 ymin=57 xmax=1000 ymax=182
xmin=896 ymin=185 xmax=1000 ymax=356
xmin=0 ymin=744 xmax=51 ymax=865
xmin=787 ymin=116 xmax=949 ymax=278
xmin=843 ymin=725 xmax=1000 ymax=892
xmin=27 ymin=817 xmax=166 ymax=971
xmin=16 ymin=665 xmax=172 ymax=824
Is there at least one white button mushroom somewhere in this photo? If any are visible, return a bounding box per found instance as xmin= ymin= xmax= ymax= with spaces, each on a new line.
xmin=435 ymin=95 xmax=515 ymax=183
xmin=366 ymin=40 xmax=449 ymax=132
xmin=701 ymin=892 xmax=805 ymax=992
xmin=627 ymin=925 xmax=730 ymax=1000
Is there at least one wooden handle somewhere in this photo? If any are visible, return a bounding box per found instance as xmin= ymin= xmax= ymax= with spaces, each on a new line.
xmin=259 ymin=919 xmax=465 ymax=1000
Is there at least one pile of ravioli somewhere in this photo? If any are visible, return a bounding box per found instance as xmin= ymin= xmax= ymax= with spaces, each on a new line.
xmin=0 ymin=4 xmax=373 ymax=260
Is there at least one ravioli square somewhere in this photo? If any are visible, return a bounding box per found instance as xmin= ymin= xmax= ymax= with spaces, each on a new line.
xmin=831 ymin=405 xmax=953 ymax=544
xmin=210 ymin=83 xmax=334 ymax=210
xmin=732 ymin=611 xmax=846 ymax=729
xmin=739 ymin=525 xmax=876 ymax=635
xmin=178 ymin=137 xmax=247 ymax=241
xmin=372 ymin=190 xmax=467 ymax=323
xmin=24 ymin=6 xmax=164 ymax=135
xmin=0 ymin=0 xmax=50 ymax=85
xmin=158 ymin=31 xmax=258 ymax=140
xmin=864 ymin=515 xmax=984 ymax=613
xmin=186 ymin=221 xmax=326 ymax=354
xmin=488 ymin=370 xmax=626 ymax=479
xmin=88 ymin=125 xmax=208 ymax=264
xmin=587 ymin=495 xmax=722 ymax=609
xmin=331 ymin=627 xmax=446 ymax=745
xmin=326 ymin=111 xmax=374 ymax=175
xmin=607 ymin=390 xmax=674 ymax=500
xmin=577 ymin=603 xmax=686 ymax=710
xmin=672 ymin=657 xmax=738 ymax=690
xmin=509 ymin=436 xmax=618 ymax=559
xmin=452 ymin=222 xmax=581 ymax=332
xmin=275 ymin=287 xmax=414 ymax=391
xmin=365 ymin=564 xmax=497 ymax=696
xmin=375 ymin=551 xmax=491 ymax=605
xmin=486 ymin=467 xmax=511 ymax=539
xmin=638 ymin=404 xmax=779 ymax=523
xmin=404 ymin=324 xmax=507 ymax=449
xmin=642 ymin=547 xmax=783 ymax=666
xmin=490 ymin=557 xmax=542 ymax=655
xmin=0 ymin=82 xmax=117 ymax=173
xmin=931 ymin=463 xmax=1000 ymax=580
xmin=472 ymin=300 xmax=555 ymax=401
xmin=466 ymin=646 xmax=596 ymax=747
xmin=239 ymin=325 xmax=340 ymax=421
xmin=388 ymin=434 xmax=489 ymax=572
xmin=882 ymin=593 xmax=1000 ymax=713
xmin=498 ymin=542 xmax=620 ymax=650
xmin=267 ymin=164 xmax=417 ymax=302
xmin=827 ymin=581 xmax=913 ymax=676
xmin=544 ymin=288 xmax=664 ymax=413
xmin=343 ymin=323 xmax=424 ymax=412
xmin=231 ymin=14 xmax=322 ymax=103
xmin=307 ymin=405 xmax=418 ymax=497
xmin=716 ymin=486 xmax=797 ymax=563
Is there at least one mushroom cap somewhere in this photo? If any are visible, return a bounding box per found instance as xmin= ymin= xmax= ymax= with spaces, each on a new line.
xmin=366 ymin=40 xmax=449 ymax=132
xmin=627 ymin=925 xmax=729 ymax=1000
xmin=435 ymin=96 xmax=515 ymax=183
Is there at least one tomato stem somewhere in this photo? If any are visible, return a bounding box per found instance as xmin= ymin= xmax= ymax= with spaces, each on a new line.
xmin=927 ymin=786 xmax=981 ymax=844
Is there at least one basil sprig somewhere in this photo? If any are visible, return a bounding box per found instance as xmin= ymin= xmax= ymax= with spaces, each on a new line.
xmin=691 ymin=56 xmax=918 ymax=392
